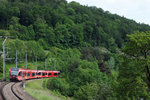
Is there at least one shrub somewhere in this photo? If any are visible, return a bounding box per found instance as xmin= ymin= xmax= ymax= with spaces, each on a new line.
xmin=46 ymin=77 xmax=70 ymax=96
xmin=74 ymin=82 xmax=99 ymax=100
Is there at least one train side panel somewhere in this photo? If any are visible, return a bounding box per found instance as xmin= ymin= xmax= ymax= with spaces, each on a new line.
xmin=9 ymin=68 xmax=60 ymax=81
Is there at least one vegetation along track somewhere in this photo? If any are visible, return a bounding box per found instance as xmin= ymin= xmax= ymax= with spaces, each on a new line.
xmin=1 ymin=81 xmax=36 ymax=100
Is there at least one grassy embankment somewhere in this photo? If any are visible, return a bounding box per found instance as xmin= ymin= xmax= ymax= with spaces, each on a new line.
xmin=25 ymin=79 xmax=72 ymax=100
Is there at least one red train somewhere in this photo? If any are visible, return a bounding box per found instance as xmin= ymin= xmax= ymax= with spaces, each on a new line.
xmin=9 ymin=67 xmax=60 ymax=81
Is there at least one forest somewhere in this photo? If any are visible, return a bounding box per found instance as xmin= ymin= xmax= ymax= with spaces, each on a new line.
xmin=0 ymin=0 xmax=150 ymax=99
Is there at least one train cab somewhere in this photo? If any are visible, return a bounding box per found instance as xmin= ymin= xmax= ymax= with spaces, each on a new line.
xmin=9 ymin=67 xmax=19 ymax=81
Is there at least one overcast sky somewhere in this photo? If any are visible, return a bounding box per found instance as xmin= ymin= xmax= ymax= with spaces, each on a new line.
xmin=66 ymin=0 xmax=150 ymax=25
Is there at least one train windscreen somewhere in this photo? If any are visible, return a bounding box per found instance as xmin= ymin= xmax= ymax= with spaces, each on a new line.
xmin=11 ymin=68 xmax=19 ymax=76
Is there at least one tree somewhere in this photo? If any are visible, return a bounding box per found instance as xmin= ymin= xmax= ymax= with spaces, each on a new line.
xmin=116 ymin=58 xmax=150 ymax=99
xmin=118 ymin=31 xmax=150 ymax=99
xmin=122 ymin=31 xmax=150 ymax=89
xmin=70 ymin=24 xmax=83 ymax=47
xmin=47 ymin=77 xmax=70 ymax=96
xmin=54 ymin=23 xmax=71 ymax=47
xmin=74 ymin=82 xmax=99 ymax=100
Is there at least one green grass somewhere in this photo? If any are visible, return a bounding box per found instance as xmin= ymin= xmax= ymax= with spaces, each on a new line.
xmin=25 ymin=79 xmax=72 ymax=100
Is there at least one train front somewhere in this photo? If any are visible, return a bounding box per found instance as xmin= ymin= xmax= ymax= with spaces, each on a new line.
xmin=9 ymin=68 xmax=19 ymax=81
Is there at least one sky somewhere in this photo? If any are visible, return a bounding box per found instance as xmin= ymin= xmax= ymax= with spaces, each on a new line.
xmin=66 ymin=0 xmax=150 ymax=25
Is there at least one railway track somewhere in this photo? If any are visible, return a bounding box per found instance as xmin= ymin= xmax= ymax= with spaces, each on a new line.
xmin=0 ymin=81 xmax=36 ymax=100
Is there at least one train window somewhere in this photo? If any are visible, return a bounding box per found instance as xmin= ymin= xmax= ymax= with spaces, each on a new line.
xmin=42 ymin=73 xmax=45 ymax=76
xmin=11 ymin=68 xmax=19 ymax=76
xmin=28 ymin=73 xmax=30 ymax=76
xmin=54 ymin=73 xmax=57 ymax=75
xmin=45 ymin=73 xmax=47 ymax=75
xmin=18 ymin=72 xmax=22 ymax=76
xmin=32 ymin=73 xmax=35 ymax=76
xmin=48 ymin=73 xmax=51 ymax=76
xmin=38 ymin=72 xmax=41 ymax=75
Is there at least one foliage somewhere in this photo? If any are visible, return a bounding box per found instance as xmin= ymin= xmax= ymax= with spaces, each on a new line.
xmin=0 ymin=0 xmax=149 ymax=99
xmin=122 ymin=31 xmax=150 ymax=88
xmin=117 ymin=31 xmax=150 ymax=99
xmin=96 ymin=82 xmax=113 ymax=100
xmin=81 ymin=47 xmax=113 ymax=74
xmin=0 ymin=30 xmax=9 ymax=36
xmin=122 ymin=31 xmax=150 ymax=58
xmin=5 ymin=39 xmax=46 ymax=62
xmin=45 ymin=47 xmax=114 ymax=99
xmin=47 ymin=77 xmax=70 ymax=96
xmin=0 ymin=0 xmax=150 ymax=49
xmin=116 ymin=58 xmax=150 ymax=100
xmin=74 ymin=82 xmax=99 ymax=100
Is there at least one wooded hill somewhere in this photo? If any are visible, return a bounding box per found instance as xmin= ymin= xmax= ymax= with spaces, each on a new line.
xmin=1 ymin=0 xmax=150 ymax=99
xmin=0 ymin=0 xmax=150 ymax=51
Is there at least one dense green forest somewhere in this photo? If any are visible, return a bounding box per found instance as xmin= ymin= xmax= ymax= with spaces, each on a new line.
xmin=1 ymin=0 xmax=150 ymax=99
xmin=1 ymin=0 xmax=150 ymax=50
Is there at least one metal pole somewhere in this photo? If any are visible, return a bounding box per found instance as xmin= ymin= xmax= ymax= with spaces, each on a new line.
xmin=16 ymin=50 xmax=17 ymax=68
xmin=36 ymin=56 xmax=37 ymax=70
xmin=2 ymin=37 xmax=7 ymax=80
xmin=26 ymin=53 xmax=27 ymax=69
xmin=45 ymin=59 xmax=47 ymax=70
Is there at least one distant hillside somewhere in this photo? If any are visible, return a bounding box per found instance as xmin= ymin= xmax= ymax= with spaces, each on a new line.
xmin=0 ymin=0 xmax=150 ymax=51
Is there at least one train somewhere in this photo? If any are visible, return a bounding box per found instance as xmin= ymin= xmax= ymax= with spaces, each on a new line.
xmin=9 ymin=67 xmax=60 ymax=81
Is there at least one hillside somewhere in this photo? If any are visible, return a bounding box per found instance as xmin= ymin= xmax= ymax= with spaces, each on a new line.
xmin=0 ymin=0 xmax=150 ymax=51
xmin=1 ymin=0 xmax=150 ymax=100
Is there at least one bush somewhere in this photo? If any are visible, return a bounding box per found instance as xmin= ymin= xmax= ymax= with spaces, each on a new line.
xmin=0 ymin=30 xmax=9 ymax=36
xmin=74 ymin=82 xmax=99 ymax=100
xmin=46 ymin=77 xmax=70 ymax=96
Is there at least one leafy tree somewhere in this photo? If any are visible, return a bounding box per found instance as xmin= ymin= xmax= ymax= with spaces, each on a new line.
xmin=115 ymin=31 xmax=150 ymax=99
xmin=81 ymin=47 xmax=111 ymax=73
xmin=33 ymin=17 xmax=48 ymax=39
xmin=96 ymin=82 xmax=113 ymax=100
xmin=27 ymin=25 xmax=35 ymax=40
xmin=122 ymin=31 xmax=150 ymax=89
xmin=5 ymin=39 xmax=46 ymax=62
xmin=47 ymin=77 xmax=70 ymax=96
xmin=116 ymin=58 xmax=150 ymax=99
xmin=70 ymin=24 xmax=83 ymax=47
xmin=74 ymin=82 xmax=99 ymax=100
